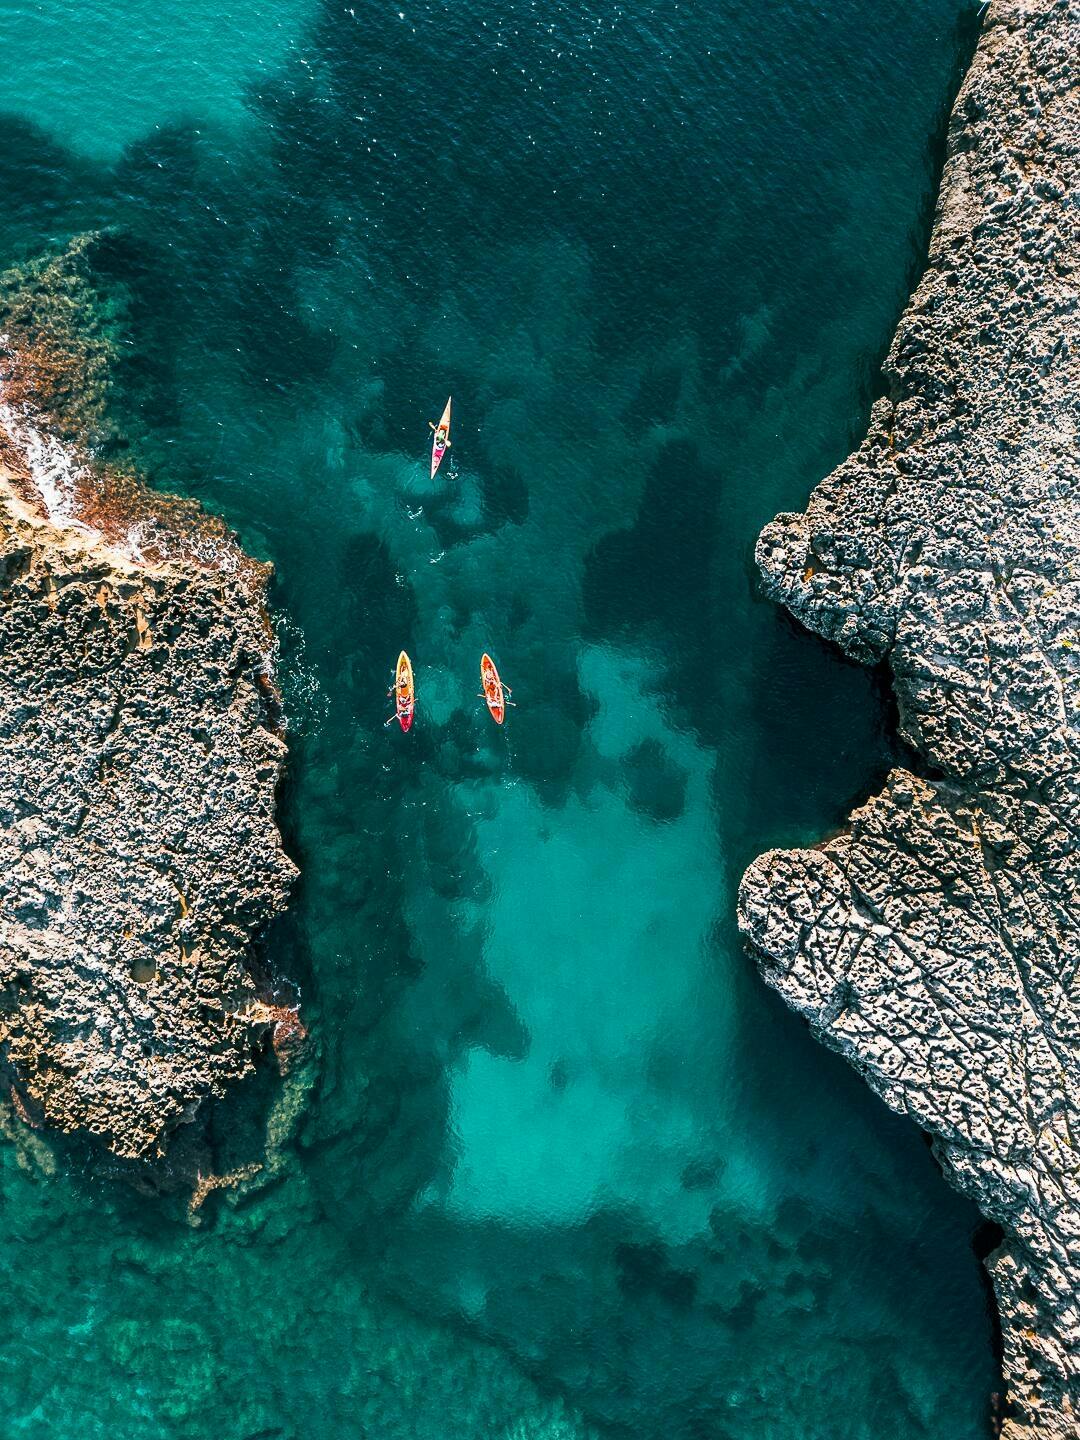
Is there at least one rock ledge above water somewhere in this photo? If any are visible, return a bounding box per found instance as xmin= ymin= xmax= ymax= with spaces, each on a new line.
xmin=737 ymin=2 xmax=1078 ymax=1435
xmin=0 ymin=236 xmax=298 ymax=1161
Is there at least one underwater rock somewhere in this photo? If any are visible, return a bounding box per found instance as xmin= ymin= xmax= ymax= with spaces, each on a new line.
xmin=0 ymin=235 xmax=298 ymax=1160
xmin=738 ymin=1 xmax=1079 ymax=1435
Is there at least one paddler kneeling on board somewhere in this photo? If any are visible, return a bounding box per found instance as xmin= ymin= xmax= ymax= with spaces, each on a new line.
xmin=428 ymin=419 xmax=450 ymax=449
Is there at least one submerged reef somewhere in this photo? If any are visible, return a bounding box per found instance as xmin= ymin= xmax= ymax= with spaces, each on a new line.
xmin=738 ymin=0 xmax=1078 ymax=1434
xmin=0 ymin=236 xmax=299 ymax=1161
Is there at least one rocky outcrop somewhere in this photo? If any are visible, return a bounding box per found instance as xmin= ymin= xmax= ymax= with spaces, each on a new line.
xmin=736 ymin=1 xmax=1078 ymax=1435
xmin=0 ymin=237 xmax=299 ymax=1161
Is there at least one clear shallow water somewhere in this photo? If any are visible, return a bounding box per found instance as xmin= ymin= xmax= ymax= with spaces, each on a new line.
xmin=0 ymin=1 xmax=996 ymax=1436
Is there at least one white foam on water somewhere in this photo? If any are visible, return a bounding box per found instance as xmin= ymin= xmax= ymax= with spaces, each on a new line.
xmin=122 ymin=515 xmax=242 ymax=574
xmin=0 ymin=387 xmax=239 ymax=574
xmin=0 ymin=400 xmax=90 ymax=528
xmin=0 ymin=342 xmax=103 ymax=539
xmin=122 ymin=521 xmax=149 ymax=563
xmin=272 ymin=610 xmax=329 ymax=736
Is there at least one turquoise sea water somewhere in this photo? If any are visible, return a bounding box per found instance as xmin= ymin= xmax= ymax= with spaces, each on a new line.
xmin=0 ymin=1 xmax=996 ymax=1436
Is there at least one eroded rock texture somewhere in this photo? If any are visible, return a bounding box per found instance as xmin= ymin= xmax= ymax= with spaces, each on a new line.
xmin=737 ymin=1 xmax=1079 ymax=1435
xmin=0 ymin=237 xmax=298 ymax=1161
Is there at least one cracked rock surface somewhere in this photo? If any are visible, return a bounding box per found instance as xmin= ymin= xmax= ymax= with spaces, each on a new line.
xmin=737 ymin=1 xmax=1079 ymax=1435
xmin=0 ymin=238 xmax=297 ymax=1161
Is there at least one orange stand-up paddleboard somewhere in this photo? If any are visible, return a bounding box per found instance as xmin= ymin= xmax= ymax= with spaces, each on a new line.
xmin=480 ymin=653 xmax=506 ymax=725
xmin=391 ymin=650 xmax=415 ymax=732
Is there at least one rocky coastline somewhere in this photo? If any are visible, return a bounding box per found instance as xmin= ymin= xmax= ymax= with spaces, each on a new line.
xmin=0 ymin=236 xmax=301 ymax=1165
xmin=738 ymin=0 xmax=1077 ymax=1434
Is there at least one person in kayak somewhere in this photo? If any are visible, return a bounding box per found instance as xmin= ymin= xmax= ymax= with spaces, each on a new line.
xmin=428 ymin=420 xmax=451 ymax=448
xmin=478 ymin=680 xmax=515 ymax=706
xmin=386 ymin=696 xmax=413 ymax=727
xmin=386 ymin=678 xmax=414 ymax=726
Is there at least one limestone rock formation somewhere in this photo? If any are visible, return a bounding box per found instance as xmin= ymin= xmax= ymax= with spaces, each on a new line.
xmin=737 ymin=1 xmax=1078 ymax=1435
xmin=0 ymin=236 xmax=298 ymax=1161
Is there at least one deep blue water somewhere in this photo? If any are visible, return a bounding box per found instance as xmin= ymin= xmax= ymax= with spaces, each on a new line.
xmin=0 ymin=1 xmax=996 ymax=1436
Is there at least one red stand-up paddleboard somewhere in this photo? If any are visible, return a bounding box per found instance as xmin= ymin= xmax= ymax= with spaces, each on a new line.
xmin=430 ymin=396 xmax=452 ymax=478
xmin=392 ymin=650 xmax=415 ymax=732
xmin=480 ymin=652 xmax=506 ymax=725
